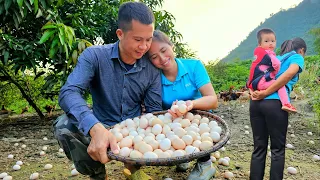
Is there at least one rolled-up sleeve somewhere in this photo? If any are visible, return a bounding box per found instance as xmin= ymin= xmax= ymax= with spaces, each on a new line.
xmin=58 ymin=48 xmax=99 ymax=136
xmin=144 ymin=69 xmax=162 ymax=113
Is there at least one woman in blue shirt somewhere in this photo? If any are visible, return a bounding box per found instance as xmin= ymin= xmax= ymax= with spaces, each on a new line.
xmin=250 ymin=37 xmax=307 ymax=180
xmin=148 ymin=30 xmax=218 ymax=180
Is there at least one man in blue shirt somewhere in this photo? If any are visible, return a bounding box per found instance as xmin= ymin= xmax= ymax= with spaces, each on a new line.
xmin=53 ymin=2 xmax=162 ymax=180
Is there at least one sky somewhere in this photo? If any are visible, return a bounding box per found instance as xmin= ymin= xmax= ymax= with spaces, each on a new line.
xmin=161 ymin=0 xmax=304 ymax=63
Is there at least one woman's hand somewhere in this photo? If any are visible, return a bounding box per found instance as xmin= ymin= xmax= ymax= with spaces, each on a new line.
xmin=168 ymin=100 xmax=193 ymax=119
xmin=252 ymin=90 xmax=267 ymax=100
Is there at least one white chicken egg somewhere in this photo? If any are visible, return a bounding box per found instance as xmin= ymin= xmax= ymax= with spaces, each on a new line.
xmin=125 ymin=118 xmax=135 ymax=127
xmin=192 ymin=140 xmax=202 ymax=149
xmin=145 ymin=113 xmax=154 ymax=120
xmin=185 ymin=112 xmax=194 ymax=121
xmin=156 ymin=134 xmax=166 ymax=141
xmin=162 ymin=124 xmax=171 ymax=134
xmin=143 ymin=152 xmax=158 ymax=159
xmin=200 ymin=117 xmax=209 ymax=124
xmin=172 ymin=150 xmax=185 ymax=157
xmin=194 ymin=114 xmax=201 ymax=120
xmin=152 ymin=124 xmax=162 ymax=135
xmin=13 ymin=164 xmax=21 ymax=170
xmin=71 ymin=169 xmax=80 ymax=176
xmin=120 ymin=128 xmax=129 ymax=137
xmin=178 ymin=104 xmax=187 ymax=113
xmin=0 ymin=173 xmax=8 ymax=178
xmin=139 ymin=117 xmax=149 ymax=129
xmin=119 ymin=147 xmax=131 ymax=157
xmin=30 ymin=172 xmax=40 ymax=179
xmin=211 ymin=126 xmax=222 ymax=134
xmin=44 ymin=164 xmax=53 ymax=170
xmin=185 ymin=146 xmax=199 ymax=154
xmin=287 ymin=167 xmax=298 ymax=174
xmin=210 ymin=132 xmax=221 ymax=142
xmin=209 ymin=121 xmax=218 ymax=128
xmin=182 ymin=135 xmax=193 ymax=145
xmin=159 ymin=138 xmax=171 ymax=151
xmin=171 ymin=105 xmax=179 ymax=113
xmin=133 ymin=135 xmax=143 ymax=144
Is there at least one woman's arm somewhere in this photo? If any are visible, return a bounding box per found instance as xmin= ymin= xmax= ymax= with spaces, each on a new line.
xmin=192 ymin=83 xmax=218 ymax=110
xmin=252 ymin=64 xmax=300 ymax=100
xmin=168 ymin=83 xmax=218 ymax=118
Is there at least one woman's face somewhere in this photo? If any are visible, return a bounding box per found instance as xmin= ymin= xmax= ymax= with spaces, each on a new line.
xmin=148 ymin=40 xmax=175 ymax=70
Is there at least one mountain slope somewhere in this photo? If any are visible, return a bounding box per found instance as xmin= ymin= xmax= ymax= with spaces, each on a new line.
xmin=222 ymin=0 xmax=320 ymax=62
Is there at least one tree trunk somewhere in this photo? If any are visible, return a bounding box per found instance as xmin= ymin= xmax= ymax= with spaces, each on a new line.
xmin=0 ymin=67 xmax=45 ymax=120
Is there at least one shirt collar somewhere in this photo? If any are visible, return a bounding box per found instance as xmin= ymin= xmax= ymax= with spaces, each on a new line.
xmin=110 ymin=41 xmax=146 ymax=68
xmin=162 ymin=58 xmax=188 ymax=85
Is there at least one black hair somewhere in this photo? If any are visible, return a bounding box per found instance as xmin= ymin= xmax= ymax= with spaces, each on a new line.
xmin=118 ymin=2 xmax=155 ymax=32
xmin=256 ymin=28 xmax=276 ymax=44
xmin=152 ymin=30 xmax=173 ymax=46
xmin=280 ymin=37 xmax=307 ymax=55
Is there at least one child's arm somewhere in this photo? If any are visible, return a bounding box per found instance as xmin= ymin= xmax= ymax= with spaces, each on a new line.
xmin=266 ymin=50 xmax=280 ymax=72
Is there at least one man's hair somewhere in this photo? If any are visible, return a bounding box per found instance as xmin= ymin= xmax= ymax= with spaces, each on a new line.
xmin=118 ymin=2 xmax=155 ymax=32
xmin=256 ymin=28 xmax=276 ymax=44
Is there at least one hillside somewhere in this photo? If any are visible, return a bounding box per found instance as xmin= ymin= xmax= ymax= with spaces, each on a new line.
xmin=222 ymin=0 xmax=320 ymax=62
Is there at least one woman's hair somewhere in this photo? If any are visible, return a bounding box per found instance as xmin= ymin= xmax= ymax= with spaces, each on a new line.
xmin=280 ymin=37 xmax=307 ymax=55
xmin=152 ymin=30 xmax=173 ymax=46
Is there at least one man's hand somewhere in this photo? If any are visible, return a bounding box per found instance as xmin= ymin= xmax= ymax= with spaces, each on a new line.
xmin=252 ymin=90 xmax=267 ymax=100
xmin=88 ymin=123 xmax=119 ymax=164
xmin=168 ymin=100 xmax=193 ymax=119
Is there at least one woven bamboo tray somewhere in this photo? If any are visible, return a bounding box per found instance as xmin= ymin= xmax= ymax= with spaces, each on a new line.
xmin=107 ymin=110 xmax=230 ymax=166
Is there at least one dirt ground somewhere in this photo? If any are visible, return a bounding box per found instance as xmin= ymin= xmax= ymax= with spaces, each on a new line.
xmin=0 ymin=99 xmax=319 ymax=180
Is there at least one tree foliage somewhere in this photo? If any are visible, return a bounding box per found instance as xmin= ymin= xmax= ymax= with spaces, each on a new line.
xmin=0 ymin=0 xmax=195 ymax=119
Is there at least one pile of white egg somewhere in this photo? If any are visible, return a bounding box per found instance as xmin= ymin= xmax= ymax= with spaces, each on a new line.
xmin=110 ymin=101 xmax=223 ymax=159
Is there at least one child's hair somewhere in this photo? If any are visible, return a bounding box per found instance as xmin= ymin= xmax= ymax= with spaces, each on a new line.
xmin=256 ymin=28 xmax=276 ymax=44
xmin=280 ymin=38 xmax=307 ymax=55
xmin=152 ymin=30 xmax=173 ymax=46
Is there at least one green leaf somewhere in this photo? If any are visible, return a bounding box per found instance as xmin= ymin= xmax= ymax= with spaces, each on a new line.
xmin=58 ymin=27 xmax=65 ymax=45
xmin=50 ymin=36 xmax=59 ymax=49
xmin=49 ymin=46 xmax=58 ymax=58
xmin=12 ymin=13 xmax=19 ymax=29
xmin=0 ymin=4 xmax=4 ymax=15
xmin=39 ymin=0 xmax=46 ymax=9
xmin=36 ymin=8 xmax=42 ymax=18
xmin=24 ymin=0 xmax=32 ymax=11
xmin=38 ymin=30 xmax=56 ymax=44
xmin=5 ymin=0 xmax=12 ymax=11
xmin=29 ymin=0 xmax=34 ymax=5
xmin=4 ymin=51 xmax=9 ymax=64
xmin=33 ymin=0 xmax=38 ymax=13
xmin=13 ymin=10 xmax=22 ymax=24
xmin=17 ymin=0 xmax=23 ymax=7
xmin=41 ymin=24 xmax=56 ymax=30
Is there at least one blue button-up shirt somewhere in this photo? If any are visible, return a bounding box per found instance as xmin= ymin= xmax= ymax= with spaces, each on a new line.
xmin=58 ymin=41 xmax=162 ymax=136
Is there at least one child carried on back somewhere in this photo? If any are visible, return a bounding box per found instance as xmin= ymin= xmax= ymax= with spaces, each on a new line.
xmin=247 ymin=28 xmax=296 ymax=113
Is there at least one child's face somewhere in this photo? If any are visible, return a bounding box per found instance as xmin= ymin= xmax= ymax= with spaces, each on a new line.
xmin=259 ymin=33 xmax=276 ymax=51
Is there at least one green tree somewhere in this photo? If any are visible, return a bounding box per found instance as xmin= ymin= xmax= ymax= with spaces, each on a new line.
xmin=0 ymin=0 xmax=195 ymax=119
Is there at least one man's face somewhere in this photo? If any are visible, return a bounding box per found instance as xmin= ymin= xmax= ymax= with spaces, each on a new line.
xmin=117 ymin=20 xmax=154 ymax=61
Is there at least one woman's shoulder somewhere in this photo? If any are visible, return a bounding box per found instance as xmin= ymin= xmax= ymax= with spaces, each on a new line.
xmin=277 ymin=51 xmax=303 ymax=60
xmin=176 ymin=58 xmax=204 ymax=66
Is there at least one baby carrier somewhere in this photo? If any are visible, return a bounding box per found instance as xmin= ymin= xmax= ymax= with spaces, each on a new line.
xmin=247 ymin=47 xmax=296 ymax=91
